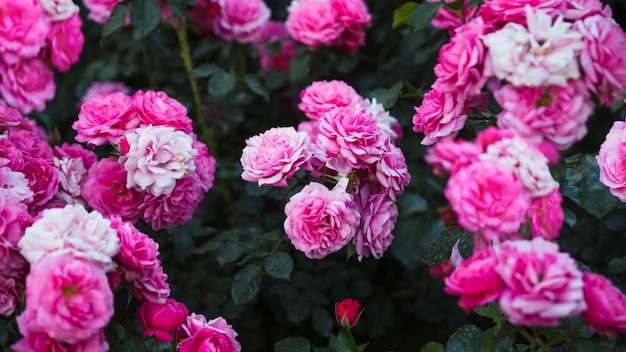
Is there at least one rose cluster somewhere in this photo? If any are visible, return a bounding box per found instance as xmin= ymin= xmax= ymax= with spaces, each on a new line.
xmin=413 ymin=0 xmax=626 ymax=150
xmin=12 ymin=204 xmax=171 ymax=351
xmin=445 ymin=237 xmax=626 ymax=338
xmin=425 ymin=127 xmax=563 ymax=251
xmin=0 ymin=0 xmax=84 ymax=114
xmin=72 ymin=89 xmax=216 ymax=230
xmin=241 ymin=80 xmax=410 ymax=260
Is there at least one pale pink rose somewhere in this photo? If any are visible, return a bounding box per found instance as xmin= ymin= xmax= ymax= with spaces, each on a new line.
xmin=445 ymin=161 xmax=530 ymax=246
xmin=53 ymin=143 xmax=97 ymax=170
xmin=137 ymin=298 xmax=188 ymax=342
xmin=241 ymin=127 xmax=311 ymax=187
xmin=132 ymin=90 xmax=193 ymax=134
xmin=477 ymin=0 xmax=566 ymax=26
xmin=122 ymin=125 xmax=197 ymax=197
xmin=483 ymin=6 xmax=582 ymax=88
xmin=21 ymin=156 xmax=59 ymax=210
xmin=73 ymin=92 xmax=139 ymax=146
xmin=563 ymin=0 xmax=612 ymax=21
xmin=0 ymin=0 xmax=50 ymax=64
xmin=0 ymin=57 xmax=56 ymax=114
xmin=13 ymin=325 xmax=109 ymax=352
xmin=353 ymin=183 xmax=397 ymax=260
xmin=298 ymin=80 xmax=362 ymax=120
xmin=179 ymin=316 xmax=241 ymax=352
xmin=412 ymin=81 xmax=467 ymax=146
xmin=286 ymin=0 xmax=343 ymax=50
xmin=47 ymin=13 xmax=84 ymax=72
xmin=110 ymin=216 xmax=160 ymax=280
xmin=375 ymin=142 xmax=410 ymax=200
xmin=427 ymin=0 xmax=478 ymax=32
xmin=132 ymin=265 xmax=170 ymax=304
xmin=495 ymin=80 xmax=594 ymax=150
xmin=53 ymin=152 xmax=89 ymax=205
xmin=213 ymin=0 xmax=270 ymax=42
xmin=83 ymin=157 xmax=145 ymax=222
xmin=597 ymin=121 xmax=626 ymax=201
xmin=479 ymin=136 xmax=559 ymax=198
xmin=18 ymin=204 xmax=120 ymax=271
xmin=284 ymin=180 xmax=361 ymax=259
xmin=496 ymin=238 xmax=586 ymax=326
xmin=142 ymin=174 xmax=204 ymax=230
xmin=39 ymin=0 xmax=80 ymax=21
xmin=529 ymin=189 xmax=564 ymax=240
xmin=193 ymin=141 xmax=216 ymax=193
xmin=580 ymin=272 xmax=626 ymax=338
xmin=476 ymin=126 xmax=560 ymax=163
xmin=574 ymin=15 xmax=626 ymax=106
xmin=435 ymin=17 xmax=491 ymax=97
xmin=318 ymin=107 xmax=386 ymax=174
xmin=80 ymin=81 xmax=131 ymax=105
xmin=423 ymin=138 xmax=481 ymax=176
xmin=253 ymin=21 xmax=297 ymax=71
xmin=444 ymin=247 xmax=504 ymax=311
xmin=83 ymin=0 xmax=123 ymax=24
xmin=0 ymin=167 xmax=32 ymax=202
xmin=357 ymin=98 xmax=402 ymax=144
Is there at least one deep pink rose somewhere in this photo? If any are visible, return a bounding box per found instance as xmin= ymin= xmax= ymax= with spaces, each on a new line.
xmin=374 ymin=142 xmax=410 ymax=200
xmin=110 ymin=216 xmax=160 ymax=280
xmin=7 ymin=128 xmax=53 ymax=162
xmin=132 ymin=265 xmax=170 ymax=304
xmin=286 ymin=0 xmax=343 ymax=50
xmin=0 ymin=139 xmax=25 ymax=170
xmin=241 ymin=127 xmax=311 ymax=187
xmin=137 ymin=299 xmax=188 ymax=342
xmin=0 ymin=57 xmax=56 ymax=115
xmin=73 ymin=92 xmax=139 ymax=146
xmin=0 ymin=106 xmax=34 ymax=133
xmin=477 ymin=0 xmax=566 ymax=26
xmin=213 ymin=0 xmax=270 ymax=43
xmin=83 ymin=157 xmax=145 ymax=222
xmin=424 ymin=138 xmax=481 ymax=176
xmin=329 ymin=0 xmax=370 ymax=53
xmin=529 ymin=189 xmax=564 ymax=240
xmin=427 ymin=0 xmax=478 ymax=31
xmin=335 ymin=298 xmax=362 ymax=328
xmin=597 ymin=121 xmax=626 ymax=201
xmin=284 ymin=180 xmax=361 ymax=259
xmin=298 ymin=80 xmax=362 ymax=120
xmin=0 ymin=0 xmax=50 ymax=64
xmin=83 ymin=0 xmax=123 ymax=24
xmin=496 ymin=238 xmax=586 ymax=326
xmin=353 ymin=183 xmax=397 ymax=260
xmin=47 ymin=13 xmax=84 ymax=72
xmin=0 ymin=190 xmax=32 ymax=250
xmin=580 ymin=272 xmax=626 ymax=338
xmin=132 ymin=90 xmax=193 ymax=133
xmin=19 ymin=254 xmax=114 ymax=344
xmin=0 ymin=273 xmax=21 ymax=316
xmin=253 ymin=21 xmax=297 ymax=71
xmin=412 ymin=81 xmax=467 ymax=146
xmin=193 ymin=141 xmax=216 ymax=193
xmin=142 ymin=174 xmax=204 ymax=230
xmin=179 ymin=316 xmax=241 ymax=352
xmin=445 ymin=247 xmax=504 ymax=311
xmin=53 ymin=143 xmax=97 ymax=170
xmin=21 ymin=156 xmax=59 ymax=210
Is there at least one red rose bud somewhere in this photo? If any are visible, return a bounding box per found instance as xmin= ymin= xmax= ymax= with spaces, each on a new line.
xmin=335 ymin=299 xmax=362 ymax=328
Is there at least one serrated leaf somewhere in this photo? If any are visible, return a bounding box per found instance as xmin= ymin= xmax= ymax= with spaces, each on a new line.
xmin=102 ymin=4 xmax=128 ymax=37
xmin=392 ymin=2 xmax=419 ymax=28
xmin=265 ymin=252 xmax=294 ymax=280
xmin=274 ymin=337 xmax=311 ymax=352
xmin=420 ymin=342 xmax=444 ymax=352
xmin=192 ymin=63 xmax=217 ymax=78
xmin=445 ymin=325 xmax=484 ymax=352
xmin=289 ymin=54 xmax=311 ymax=83
xmin=231 ymin=264 xmax=261 ymax=305
xmin=410 ymin=2 xmax=443 ymax=32
xmin=208 ymin=69 xmax=236 ymax=97
xmin=245 ymin=74 xmax=269 ymax=101
xmin=130 ymin=0 xmax=161 ymax=35
xmin=421 ymin=227 xmax=463 ymax=265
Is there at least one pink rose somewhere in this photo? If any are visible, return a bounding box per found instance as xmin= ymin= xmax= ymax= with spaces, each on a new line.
xmin=83 ymin=157 xmax=145 ymax=222
xmin=496 ymin=238 xmax=586 ymax=326
xmin=193 ymin=141 xmax=216 ymax=192
xmin=110 ymin=216 xmax=160 ymax=280
xmin=0 ymin=0 xmax=50 ymax=64
xmin=213 ymin=0 xmax=270 ymax=43
xmin=477 ymin=0 xmax=566 ymax=26
xmin=563 ymin=0 xmax=612 ymax=21
xmin=47 ymin=13 xmax=84 ymax=72
xmin=137 ymin=298 xmax=188 ymax=342
xmin=574 ymin=15 xmax=626 ymax=106
xmin=580 ymin=272 xmax=626 ymax=338
xmin=286 ymin=0 xmax=343 ymax=50
xmin=179 ymin=316 xmax=241 ymax=352
xmin=80 ymin=81 xmax=131 ymax=106
xmin=0 ymin=106 xmax=34 ymax=133
xmin=132 ymin=90 xmax=193 ymax=133
xmin=597 ymin=121 xmax=626 ymax=201
xmin=427 ymin=0 xmax=478 ymax=32
xmin=284 ymin=180 xmax=361 ymax=259
xmin=132 ymin=265 xmax=170 ymax=304
xmin=53 ymin=143 xmax=97 ymax=170
xmin=0 ymin=57 xmax=56 ymax=115
xmin=353 ymin=183 xmax=397 ymax=260
xmin=445 ymin=247 xmax=504 ymax=311
xmin=528 ymin=189 xmax=564 ymax=240
xmin=298 ymin=80 xmax=362 ymax=120
xmin=19 ymin=254 xmax=114 ymax=344
xmin=253 ymin=21 xmax=297 ymax=71
xmin=53 ymin=152 xmax=90 ymax=206
xmin=297 ymin=120 xmax=326 ymax=177
xmin=14 ymin=317 xmax=109 ymax=352
xmin=39 ymin=0 xmax=80 ymax=21
xmin=83 ymin=0 xmax=124 ymax=24
xmin=374 ymin=142 xmax=410 ymax=200
xmin=0 ymin=139 xmax=25 ymax=170
xmin=329 ymin=0 xmax=370 ymax=53
xmin=7 ymin=128 xmax=52 ymax=162
xmin=241 ymin=127 xmax=311 ymax=187
xmin=0 ymin=275 xmax=21 ymax=317
xmin=424 ymin=138 xmax=481 ymax=176
xmin=142 ymin=174 xmax=204 ymax=230
xmin=335 ymin=298 xmax=362 ymax=328
xmin=412 ymin=81 xmax=467 ymax=146
xmin=0 ymin=167 xmax=33 ymax=203
xmin=73 ymin=92 xmax=139 ymax=146
xmin=21 ymin=156 xmax=59 ymax=210
xmin=357 ymin=98 xmax=402 ymax=144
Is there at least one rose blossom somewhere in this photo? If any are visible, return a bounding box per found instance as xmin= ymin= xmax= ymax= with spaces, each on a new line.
xmin=286 ymin=0 xmax=343 ymax=50
xmin=142 ymin=174 xmax=204 ymax=230
xmin=412 ymin=80 xmax=467 ymax=146
xmin=82 ymin=0 xmax=123 ymax=24
xmin=0 ymin=276 xmax=21 ymax=317
xmin=21 ymin=156 xmax=59 ymax=210
xmin=241 ymin=127 xmax=311 ymax=187
xmin=132 ymin=265 xmax=170 ymax=304
xmin=47 ymin=13 xmax=84 ymax=73
xmin=482 ymin=6 xmax=583 ymax=87
xmin=213 ymin=0 xmax=270 ymax=43
xmin=253 ymin=21 xmax=297 ymax=71
xmin=375 ymin=142 xmax=410 ymax=199
xmin=284 ymin=179 xmax=361 ymax=259
xmin=53 ymin=143 xmax=97 ymax=170
xmin=110 ymin=216 xmax=160 ymax=281
xmin=132 ymin=90 xmax=193 ymax=134
xmin=335 ymin=298 xmax=362 ymax=328
xmin=477 ymin=0 xmax=566 ymax=26
xmin=0 ymin=57 xmax=56 ymax=114
xmin=137 ymin=299 xmax=189 ymax=342
xmin=353 ymin=183 xmax=397 ymax=260
xmin=423 ymin=138 xmax=481 ymax=176
xmin=427 ymin=0 xmax=478 ymax=31
xmin=80 ymin=81 xmax=130 ymax=105
xmin=0 ymin=106 xmax=34 ymax=133
xmin=83 ymin=157 xmax=145 ymax=222
xmin=39 ymin=0 xmax=80 ymax=21
xmin=563 ymin=0 xmax=612 ymax=21
xmin=298 ymin=80 xmax=362 ymax=120
xmin=528 ymin=189 xmax=564 ymax=240
xmin=0 ymin=167 xmax=32 ymax=202
xmin=0 ymin=0 xmax=50 ymax=64
xmin=7 ymin=128 xmax=52 ymax=162
xmin=18 ymin=204 xmax=120 ymax=271
xmin=496 ymin=238 xmax=586 ymax=326
xmin=580 ymin=272 xmax=626 ymax=338
xmin=357 ymin=98 xmax=402 ymax=144
xmin=73 ymin=91 xmax=139 ymax=146
xmin=179 ymin=315 xmax=241 ymax=352
xmin=19 ymin=254 xmax=114 ymax=344
xmin=193 ymin=141 xmax=216 ymax=192
xmin=329 ymin=0 xmax=371 ymax=53
xmin=53 ymin=151 xmax=89 ymax=206
xmin=597 ymin=121 xmax=626 ymax=201
xmin=13 ymin=326 xmax=109 ymax=352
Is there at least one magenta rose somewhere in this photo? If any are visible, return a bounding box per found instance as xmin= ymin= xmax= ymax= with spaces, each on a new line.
xmin=137 ymin=298 xmax=189 ymax=342
xmin=286 ymin=0 xmax=343 ymax=50
xmin=132 ymin=265 xmax=170 ymax=304
xmin=73 ymin=92 xmax=139 ymax=146
xmin=580 ymin=272 xmax=626 ymax=338
xmin=412 ymin=81 xmax=467 ymax=146
xmin=0 ymin=0 xmax=50 ymax=64
xmin=0 ymin=275 xmax=21 ymax=317
xmin=110 ymin=216 xmax=160 ymax=280
xmin=374 ymin=142 xmax=411 ymax=200
xmin=83 ymin=0 xmax=123 ymax=24
xmin=213 ymin=0 xmax=271 ymax=43
xmin=329 ymin=0 xmax=371 ymax=53
xmin=335 ymin=298 xmax=362 ymax=328
xmin=193 ymin=140 xmax=216 ymax=192
xmin=13 ymin=317 xmax=109 ymax=352
xmin=0 ymin=57 xmax=56 ymax=115
xmin=597 ymin=121 xmax=626 ymax=201
xmin=253 ymin=21 xmax=297 ymax=71
xmin=47 ymin=12 xmax=84 ymax=72
xmin=298 ymin=80 xmax=362 ymax=120
xmin=179 ymin=316 xmax=241 ymax=352
xmin=477 ymin=0 xmax=566 ymax=26
xmin=21 ymin=155 xmax=59 ymax=210
xmin=427 ymin=0 xmax=478 ymax=32
xmin=142 ymin=174 xmax=204 ymax=230
xmin=7 ymin=128 xmax=53 ymax=162
xmin=353 ymin=183 xmax=397 ymax=260
xmin=529 ymin=189 xmax=564 ymax=240
xmin=132 ymin=90 xmax=193 ymax=133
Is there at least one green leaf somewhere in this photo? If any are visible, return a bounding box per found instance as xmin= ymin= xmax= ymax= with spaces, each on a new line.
xmin=397 ymin=193 xmax=428 ymax=217
xmin=579 ymin=169 xmax=618 ymax=219
xmin=130 ymin=0 xmax=161 ymax=35
xmin=208 ymin=69 xmax=236 ymax=97
xmin=311 ymin=307 xmax=333 ymax=337
xmin=264 ymin=252 xmax=294 ymax=280
xmin=102 ymin=4 xmax=128 ymax=37
xmin=0 ymin=325 xmax=7 ymax=345
xmin=445 ymin=325 xmax=485 ymax=352
xmin=165 ymin=0 xmax=187 ymax=19
xmin=420 ymin=342 xmax=444 ymax=352
xmin=444 ymin=0 xmax=464 ymax=11
xmin=563 ymin=207 xmax=577 ymax=228
xmin=192 ymin=63 xmax=217 ymax=78
xmin=609 ymin=257 xmax=626 ymax=274
xmin=231 ymin=264 xmax=261 ymax=305
xmin=420 ymin=226 xmax=463 ymax=265
xmin=274 ymin=337 xmax=311 ymax=352
xmin=457 ymin=231 xmax=474 ymax=259
xmin=335 ymin=329 xmax=358 ymax=352
xmin=391 ymin=217 xmax=443 ymax=267
xmin=392 ymin=2 xmax=419 ymax=28
xmin=289 ymin=54 xmax=311 ymax=83
xmin=245 ymin=74 xmax=269 ymax=101
xmin=410 ymin=2 xmax=444 ymax=32
xmin=473 ymin=302 xmax=501 ymax=323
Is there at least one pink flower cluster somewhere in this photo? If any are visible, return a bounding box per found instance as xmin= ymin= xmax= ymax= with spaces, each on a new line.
xmin=241 ymin=80 xmax=409 ymax=260
xmin=413 ymin=1 xmax=626 ymax=150
xmin=72 ymin=90 xmax=216 ymax=230
xmin=426 ymin=127 xmax=562 ymax=250
xmin=286 ymin=0 xmax=371 ymax=53
xmin=0 ymin=0 xmax=84 ymax=114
